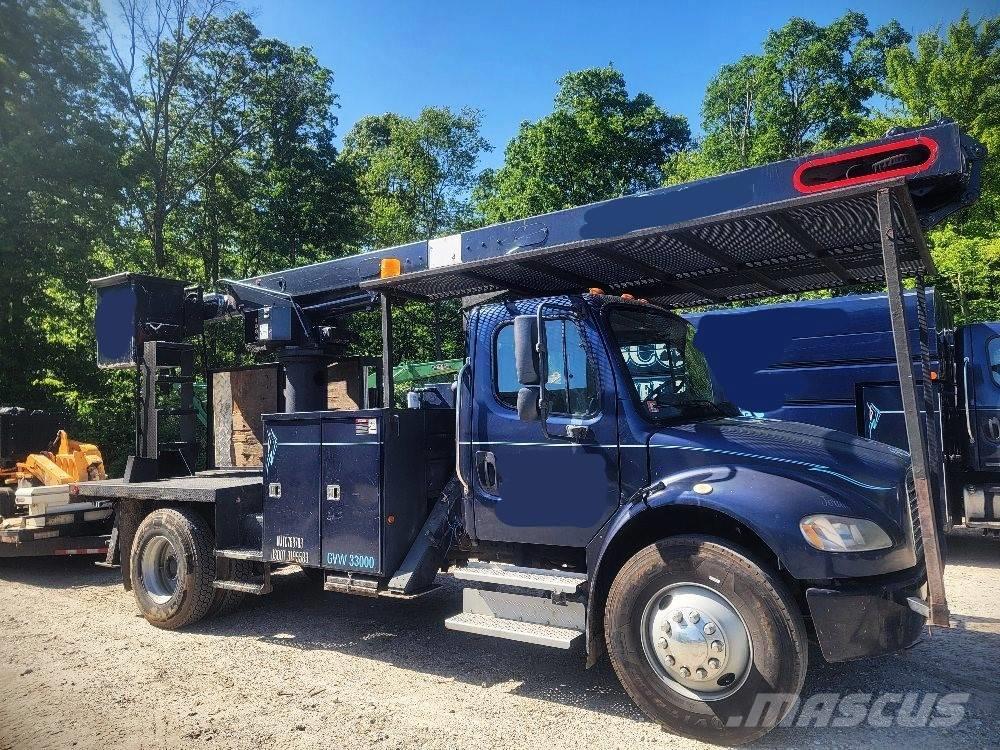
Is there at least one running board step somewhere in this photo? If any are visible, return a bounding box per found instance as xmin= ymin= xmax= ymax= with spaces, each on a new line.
xmin=212 ymin=579 xmax=272 ymax=595
xmin=444 ymin=588 xmax=585 ymax=649
xmin=215 ymin=548 xmax=263 ymax=561
xmin=445 ymin=613 xmax=582 ymax=649
xmin=449 ymin=561 xmax=586 ymax=594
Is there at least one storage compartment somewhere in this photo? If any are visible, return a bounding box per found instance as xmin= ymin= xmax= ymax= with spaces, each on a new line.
xmin=261 ymin=409 xmax=454 ymax=577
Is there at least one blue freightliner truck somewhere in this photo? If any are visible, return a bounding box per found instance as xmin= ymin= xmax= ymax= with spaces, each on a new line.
xmin=686 ymin=289 xmax=1000 ymax=537
xmin=72 ymin=121 xmax=983 ymax=744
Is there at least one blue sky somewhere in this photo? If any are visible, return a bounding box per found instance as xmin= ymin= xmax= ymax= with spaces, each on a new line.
xmin=241 ymin=1 xmax=992 ymax=169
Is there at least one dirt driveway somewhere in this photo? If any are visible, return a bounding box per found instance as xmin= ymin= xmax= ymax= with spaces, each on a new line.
xmin=1 ymin=531 xmax=998 ymax=750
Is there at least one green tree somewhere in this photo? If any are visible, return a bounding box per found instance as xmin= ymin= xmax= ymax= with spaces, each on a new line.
xmin=97 ymin=0 xmax=237 ymax=271
xmin=697 ymin=12 xmax=910 ymax=173
xmin=234 ymin=38 xmax=362 ymax=277
xmin=343 ymin=107 xmax=490 ymax=247
xmin=477 ymin=66 xmax=689 ymax=223
xmin=172 ymin=23 xmax=363 ymax=285
xmin=341 ymin=107 xmax=491 ymax=363
xmin=0 ymin=0 xmax=125 ymax=422
xmin=882 ymin=12 xmax=1000 ymax=322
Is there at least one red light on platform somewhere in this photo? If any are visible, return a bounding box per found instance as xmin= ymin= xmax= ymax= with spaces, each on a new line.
xmin=792 ymin=137 xmax=938 ymax=194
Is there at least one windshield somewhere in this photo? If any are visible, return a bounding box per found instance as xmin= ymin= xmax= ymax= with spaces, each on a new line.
xmin=606 ymin=306 xmax=724 ymax=420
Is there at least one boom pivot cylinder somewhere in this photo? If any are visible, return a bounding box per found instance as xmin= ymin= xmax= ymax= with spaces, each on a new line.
xmin=278 ymin=348 xmax=331 ymax=414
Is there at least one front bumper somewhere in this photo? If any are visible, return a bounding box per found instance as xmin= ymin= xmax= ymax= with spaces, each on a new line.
xmin=805 ymin=565 xmax=928 ymax=663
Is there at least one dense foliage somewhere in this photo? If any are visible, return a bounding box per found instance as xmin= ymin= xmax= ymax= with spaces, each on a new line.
xmin=0 ymin=2 xmax=997 ymax=468
xmin=475 ymin=66 xmax=690 ymax=222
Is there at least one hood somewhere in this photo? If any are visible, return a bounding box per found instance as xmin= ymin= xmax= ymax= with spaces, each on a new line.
xmin=647 ymin=417 xmax=910 ymax=522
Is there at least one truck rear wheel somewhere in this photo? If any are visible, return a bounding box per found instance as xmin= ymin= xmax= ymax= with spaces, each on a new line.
xmin=605 ymin=535 xmax=807 ymax=746
xmin=129 ymin=507 xmax=216 ymax=629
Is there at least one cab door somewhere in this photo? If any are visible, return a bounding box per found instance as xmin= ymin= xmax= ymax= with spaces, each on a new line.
xmin=963 ymin=323 xmax=1000 ymax=471
xmin=469 ymin=307 xmax=620 ymax=547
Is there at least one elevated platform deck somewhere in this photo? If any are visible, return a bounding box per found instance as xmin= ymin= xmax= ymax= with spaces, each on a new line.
xmin=73 ymin=469 xmax=262 ymax=504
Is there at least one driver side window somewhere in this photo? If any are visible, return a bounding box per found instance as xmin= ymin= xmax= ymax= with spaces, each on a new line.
xmin=494 ymin=318 xmax=599 ymax=417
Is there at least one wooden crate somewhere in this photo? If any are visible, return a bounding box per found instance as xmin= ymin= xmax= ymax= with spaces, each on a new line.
xmin=212 ymin=366 xmax=281 ymax=468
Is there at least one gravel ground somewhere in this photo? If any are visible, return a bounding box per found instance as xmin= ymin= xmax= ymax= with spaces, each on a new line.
xmin=1 ymin=531 xmax=998 ymax=750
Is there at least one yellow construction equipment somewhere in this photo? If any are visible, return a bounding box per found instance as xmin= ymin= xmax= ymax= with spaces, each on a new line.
xmin=4 ymin=430 xmax=106 ymax=487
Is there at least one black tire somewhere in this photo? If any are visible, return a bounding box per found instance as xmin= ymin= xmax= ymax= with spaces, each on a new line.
xmin=605 ymin=535 xmax=807 ymax=746
xmin=206 ymin=558 xmax=250 ymax=618
xmin=129 ymin=507 xmax=217 ymax=630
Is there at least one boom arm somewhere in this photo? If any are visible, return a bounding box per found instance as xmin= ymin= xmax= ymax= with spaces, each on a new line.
xmin=223 ymin=120 xmax=983 ymax=329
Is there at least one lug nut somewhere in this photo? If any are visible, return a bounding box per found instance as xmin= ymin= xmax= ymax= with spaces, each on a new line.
xmin=711 ymin=640 xmax=723 ymax=652
xmin=666 ymin=655 xmax=675 ymax=666
xmin=679 ymin=666 xmax=690 ymax=677
xmin=658 ymin=637 xmax=669 ymax=649
xmin=663 ymin=622 xmax=671 ymax=635
xmin=671 ymin=610 xmax=684 ymax=623
xmin=689 ymin=611 xmax=700 ymax=624
xmin=703 ymin=622 xmax=716 ymax=635
xmin=696 ymin=668 xmax=707 ymax=679
xmin=708 ymin=658 xmax=720 ymax=669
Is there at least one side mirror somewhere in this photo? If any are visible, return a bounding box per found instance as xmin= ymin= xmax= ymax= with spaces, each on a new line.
xmin=513 ymin=315 xmax=540 ymax=385
xmin=517 ymin=386 xmax=540 ymax=421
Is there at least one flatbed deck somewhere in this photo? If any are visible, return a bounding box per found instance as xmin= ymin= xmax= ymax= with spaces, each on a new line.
xmin=73 ymin=469 xmax=262 ymax=504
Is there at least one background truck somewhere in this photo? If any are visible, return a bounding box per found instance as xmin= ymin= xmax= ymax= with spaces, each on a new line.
xmin=0 ymin=407 xmax=112 ymax=558
xmin=69 ymin=121 xmax=982 ymax=744
xmin=686 ymin=290 xmax=1000 ymax=536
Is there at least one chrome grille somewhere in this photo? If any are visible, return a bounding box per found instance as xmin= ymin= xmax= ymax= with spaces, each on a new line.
xmin=905 ymin=468 xmax=923 ymax=559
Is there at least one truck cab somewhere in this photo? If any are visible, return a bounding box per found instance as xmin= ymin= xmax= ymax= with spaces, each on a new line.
xmin=685 ymin=292 xmax=1000 ymax=533
xmin=450 ymin=292 xmax=926 ymax=741
xmin=959 ymin=321 xmax=1000 ymax=471
xmin=957 ymin=321 xmax=1000 ymax=526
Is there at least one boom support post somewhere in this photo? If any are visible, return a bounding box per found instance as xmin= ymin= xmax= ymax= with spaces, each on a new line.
xmin=877 ymin=186 xmax=949 ymax=627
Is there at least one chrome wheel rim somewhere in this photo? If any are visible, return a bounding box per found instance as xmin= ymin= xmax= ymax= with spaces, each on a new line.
xmin=640 ymin=582 xmax=752 ymax=701
xmin=140 ymin=535 xmax=180 ymax=604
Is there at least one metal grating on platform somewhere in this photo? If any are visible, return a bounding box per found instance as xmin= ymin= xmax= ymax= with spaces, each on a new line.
xmin=363 ymin=181 xmax=929 ymax=308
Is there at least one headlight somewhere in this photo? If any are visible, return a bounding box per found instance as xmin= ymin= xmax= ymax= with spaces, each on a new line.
xmin=799 ymin=514 xmax=892 ymax=552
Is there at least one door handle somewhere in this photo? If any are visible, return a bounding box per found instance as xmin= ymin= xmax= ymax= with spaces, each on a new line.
xmin=564 ymin=424 xmax=594 ymax=442
xmin=963 ymin=357 xmax=975 ymax=444
xmin=988 ymin=417 xmax=1000 ymax=442
xmin=476 ymin=450 xmax=499 ymax=494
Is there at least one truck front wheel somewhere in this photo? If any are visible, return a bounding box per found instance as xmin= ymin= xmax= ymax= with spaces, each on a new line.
xmin=605 ymin=535 xmax=807 ymax=746
xmin=130 ymin=507 xmax=216 ymax=629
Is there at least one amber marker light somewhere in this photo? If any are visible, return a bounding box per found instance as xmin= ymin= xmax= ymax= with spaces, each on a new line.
xmin=380 ymin=258 xmax=402 ymax=278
